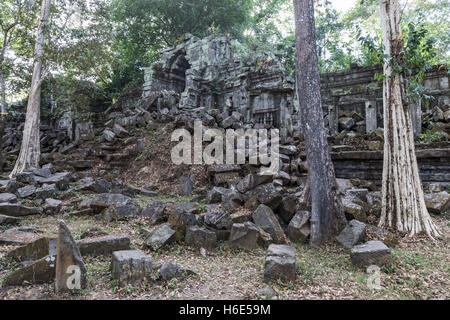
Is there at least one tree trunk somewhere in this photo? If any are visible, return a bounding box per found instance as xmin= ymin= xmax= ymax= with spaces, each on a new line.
xmin=379 ymin=0 xmax=440 ymax=238
xmin=293 ymin=0 xmax=347 ymax=245
xmin=9 ymin=0 xmax=51 ymax=178
xmin=0 ymin=71 xmax=6 ymax=115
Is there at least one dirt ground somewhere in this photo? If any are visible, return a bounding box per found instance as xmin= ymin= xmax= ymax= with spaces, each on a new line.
xmin=1 ymin=193 xmax=448 ymax=301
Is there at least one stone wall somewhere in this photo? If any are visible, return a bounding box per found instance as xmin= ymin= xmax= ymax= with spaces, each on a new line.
xmin=320 ymin=64 xmax=450 ymax=136
xmin=143 ymin=35 xmax=449 ymax=139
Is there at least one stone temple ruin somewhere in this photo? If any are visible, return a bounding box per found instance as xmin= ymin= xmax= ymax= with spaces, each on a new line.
xmin=142 ymin=34 xmax=296 ymax=139
xmin=142 ymin=34 xmax=450 ymax=141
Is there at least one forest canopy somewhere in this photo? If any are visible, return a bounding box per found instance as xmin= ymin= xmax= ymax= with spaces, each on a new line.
xmin=0 ymin=0 xmax=448 ymax=105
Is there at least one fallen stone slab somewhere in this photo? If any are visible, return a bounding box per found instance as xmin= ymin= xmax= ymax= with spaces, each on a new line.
xmin=336 ymin=220 xmax=367 ymax=249
xmin=111 ymin=250 xmax=152 ymax=287
xmin=0 ymin=214 xmax=21 ymax=225
xmin=0 ymin=193 xmax=17 ymax=203
xmin=36 ymin=172 xmax=71 ymax=191
xmin=0 ymin=229 xmax=42 ymax=245
xmin=0 ymin=203 xmax=41 ymax=217
xmin=5 ymin=237 xmax=57 ymax=262
xmin=229 ymin=222 xmax=259 ymax=249
xmin=31 ymin=167 xmax=52 ymax=178
xmin=264 ymin=244 xmax=296 ymax=283
xmin=17 ymin=185 xmax=37 ymax=198
xmin=185 ymin=226 xmax=217 ymax=250
xmin=103 ymin=203 xmax=142 ymax=221
xmin=350 ymin=241 xmax=393 ymax=269
xmin=145 ymin=223 xmax=176 ymax=251
xmin=3 ymin=255 xmax=56 ymax=286
xmin=95 ymin=193 xmax=133 ymax=206
xmin=287 ymin=211 xmax=311 ymax=243
xmin=55 ymin=220 xmax=87 ymax=293
xmin=253 ymin=204 xmax=287 ymax=244
xmin=77 ymin=236 xmax=131 ymax=256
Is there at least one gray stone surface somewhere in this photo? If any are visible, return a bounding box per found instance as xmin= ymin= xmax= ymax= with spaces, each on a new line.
xmin=0 ymin=193 xmax=17 ymax=203
xmin=17 ymin=185 xmax=37 ymax=198
xmin=350 ymin=241 xmax=393 ymax=269
xmin=185 ymin=226 xmax=217 ymax=250
xmin=36 ymin=172 xmax=71 ymax=191
xmin=3 ymin=255 xmax=56 ymax=286
xmin=111 ymin=250 xmax=152 ymax=287
xmin=55 ymin=220 xmax=87 ymax=293
xmin=0 ymin=203 xmax=41 ymax=217
xmin=229 ymin=222 xmax=259 ymax=249
xmin=44 ymin=198 xmax=62 ymax=215
xmin=336 ymin=220 xmax=367 ymax=249
xmin=204 ymin=204 xmax=233 ymax=230
xmin=77 ymin=236 xmax=131 ymax=256
xmin=145 ymin=223 xmax=175 ymax=251
xmin=264 ymin=244 xmax=296 ymax=283
xmin=35 ymin=183 xmax=57 ymax=199
xmin=287 ymin=211 xmax=311 ymax=243
xmin=253 ymin=204 xmax=287 ymax=244
xmin=5 ymin=237 xmax=57 ymax=262
xmin=278 ymin=195 xmax=298 ymax=223
xmin=0 ymin=214 xmax=21 ymax=225
xmin=141 ymin=201 xmax=167 ymax=225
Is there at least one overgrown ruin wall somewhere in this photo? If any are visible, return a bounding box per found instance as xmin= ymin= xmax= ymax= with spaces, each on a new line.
xmin=142 ymin=34 xmax=296 ymax=138
xmin=143 ymin=35 xmax=449 ymax=140
xmin=320 ymin=64 xmax=450 ymax=136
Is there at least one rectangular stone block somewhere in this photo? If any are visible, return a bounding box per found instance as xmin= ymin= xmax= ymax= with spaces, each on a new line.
xmin=111 ymin=250 xmax=153 ymax=288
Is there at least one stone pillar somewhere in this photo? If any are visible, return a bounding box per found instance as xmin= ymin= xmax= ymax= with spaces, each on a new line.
xmin=365 ymin=100 xmax=377 ymax=133
xmin=410 ymin=100 xmax=422 ymax=137
xmin=328 ymin=105 xmax=339 ymax=136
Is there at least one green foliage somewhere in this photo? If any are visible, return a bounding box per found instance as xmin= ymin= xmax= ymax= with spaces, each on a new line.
xmin=418 ymin=130 xmax=448 ymax=144
xmin=358 ymin=21 xmax=440 ymax=104
xmin=109 ymin=0 xmax=255 ymax=94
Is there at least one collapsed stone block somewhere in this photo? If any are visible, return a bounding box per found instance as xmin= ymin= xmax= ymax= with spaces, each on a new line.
xmin=350 ymin=241 xmax=393 ymax=269
xmin=264 ymin=244 xmax=296 ymax=283
xmin=111 ymin=250 xmax=152 ymax=287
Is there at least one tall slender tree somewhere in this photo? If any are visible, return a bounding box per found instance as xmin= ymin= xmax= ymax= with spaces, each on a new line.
xmin=9 ymin=0 xmax=51 ymax=178
xmin=379 ymin=0 xmax=440 ymax=238
xmin=293 ymin=0 xmax=346 ymax=245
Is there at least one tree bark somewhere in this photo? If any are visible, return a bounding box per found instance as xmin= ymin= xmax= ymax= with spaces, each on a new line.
xmin=9 ymin=0 xmax=51 ymax=178
xmin=293 ymin=0 xmax=346 ymax=245
xmin=0 ymin=72 xmax=6 ymax=115
xmin=379 ymin=0 xmax=440 ymax=238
